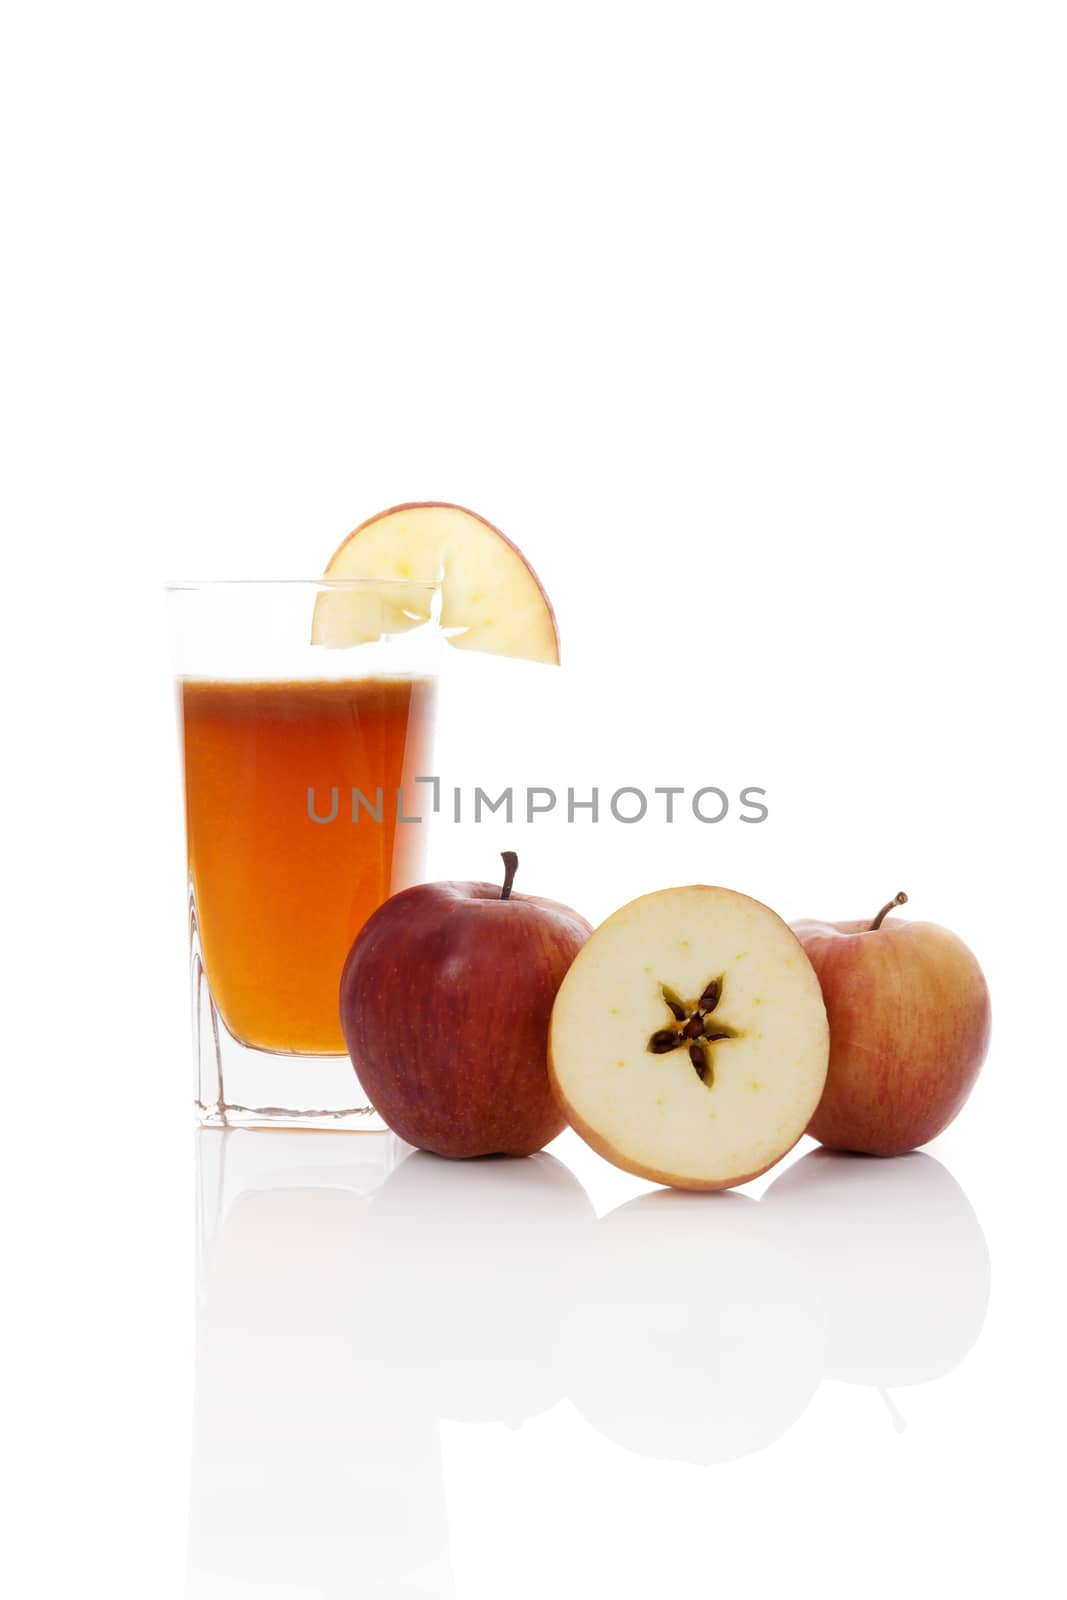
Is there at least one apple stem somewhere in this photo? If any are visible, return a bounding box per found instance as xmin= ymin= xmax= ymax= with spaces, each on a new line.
xmin=870 ymin=891 xmax=908 ymax=931
xmin=500 ymin=851 xmax=519 ymax=900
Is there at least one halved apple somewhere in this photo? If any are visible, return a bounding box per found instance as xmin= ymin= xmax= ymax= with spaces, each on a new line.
xmin=311 ymin=502 xmax=560 ymax=662
xmin=549 ymin=886 xmax=830 ymax=1191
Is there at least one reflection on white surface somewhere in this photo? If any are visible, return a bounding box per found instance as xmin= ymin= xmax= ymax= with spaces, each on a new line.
xmin=186 ymin=1133 xmax=595 ymax=1598
xmin=187 ymin=1133 xmax=990 ymax=1595
xmin=349 ymin=1146 xmax=595 ymax=1426
xmin=187 ymin=1131 xmax=451 ymax=1599
xmin=763 ymin=1149 xmax=992 ymax=1389
xmin=560 ymin=1189 xmax=826 ymax=1463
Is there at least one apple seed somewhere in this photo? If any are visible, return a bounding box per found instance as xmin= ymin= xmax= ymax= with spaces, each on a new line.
xmin=652 ymin=966 xmax=742 ymax=1081
xmin=646 ymin=973 xmax=739 ymax=1082
xmin=699 ymin=979 xmax=721 ymax=1012
xmin=649 ymin=1029 xmax=681 ymax=1053
xmin=660 ymin=985 xmax=687 ymax=1022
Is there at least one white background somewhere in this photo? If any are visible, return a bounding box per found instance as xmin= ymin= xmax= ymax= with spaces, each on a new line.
xmin=2 ymin=3 xmax=1064 ymax=1596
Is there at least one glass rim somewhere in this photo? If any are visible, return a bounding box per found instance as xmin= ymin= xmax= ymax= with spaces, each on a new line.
xmin=164 ymin=577 xmax=442 ymax=591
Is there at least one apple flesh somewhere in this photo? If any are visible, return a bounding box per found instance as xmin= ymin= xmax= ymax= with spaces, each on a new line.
xmin=792 ymin=892 xmax=991 ymax=1156
xmin=548 ymin=885 xmax=830 ymax=1191
xmin=339 ymin=853 xmax=591 ymax=1157
xmin=312 ymin=501 xmax=560 ymax=662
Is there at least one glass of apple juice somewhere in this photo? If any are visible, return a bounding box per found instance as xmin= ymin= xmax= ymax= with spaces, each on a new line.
xmin=167 ymin=579 xmax=441 ymax=1129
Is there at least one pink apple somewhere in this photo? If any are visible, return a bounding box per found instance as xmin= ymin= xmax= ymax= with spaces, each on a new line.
xmin=792 ymin=892 xmax=991 ymax=1156
xmin=339 ymin=853 xmax=591 ymax=1157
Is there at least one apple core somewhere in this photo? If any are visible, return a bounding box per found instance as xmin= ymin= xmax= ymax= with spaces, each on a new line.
xmin=645 ymin=977 xmax=740 ymax=1084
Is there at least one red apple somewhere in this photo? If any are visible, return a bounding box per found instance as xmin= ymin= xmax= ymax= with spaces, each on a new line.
xmin=792 ymin=892 xmax=991 ymax=1156
xmin=339 ymin=852 xmax=591 ymax=1156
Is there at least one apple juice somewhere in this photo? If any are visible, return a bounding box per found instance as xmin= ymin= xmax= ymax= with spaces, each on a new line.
xmin=179 ymin=676 xmax=436 ymax=1056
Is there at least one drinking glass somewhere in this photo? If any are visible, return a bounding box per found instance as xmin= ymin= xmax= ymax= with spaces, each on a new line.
xmin=167 ymin=579 xmax=442 ymax=1129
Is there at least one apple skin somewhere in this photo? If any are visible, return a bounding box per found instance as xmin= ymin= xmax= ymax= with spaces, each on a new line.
xmin=339 ymin=874 xmax=591 ymax=1157
xmin=792 ymin=911 xmax=991 ymax=1156
xmin=544 ymin=1086 xmax=809 ymax=1194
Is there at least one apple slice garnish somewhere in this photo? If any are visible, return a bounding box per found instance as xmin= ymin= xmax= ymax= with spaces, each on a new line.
xmin=311 ymin=502 xmax=560 ymax=662
xmin=549 ymin=885 xmax=830 ymax=1192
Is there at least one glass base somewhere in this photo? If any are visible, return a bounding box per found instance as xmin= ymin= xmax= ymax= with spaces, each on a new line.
xmin=195 ymin=1096 xmax=386 ymax=1132
xmin=192 ymin=935 xmax=387 ymax=1131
